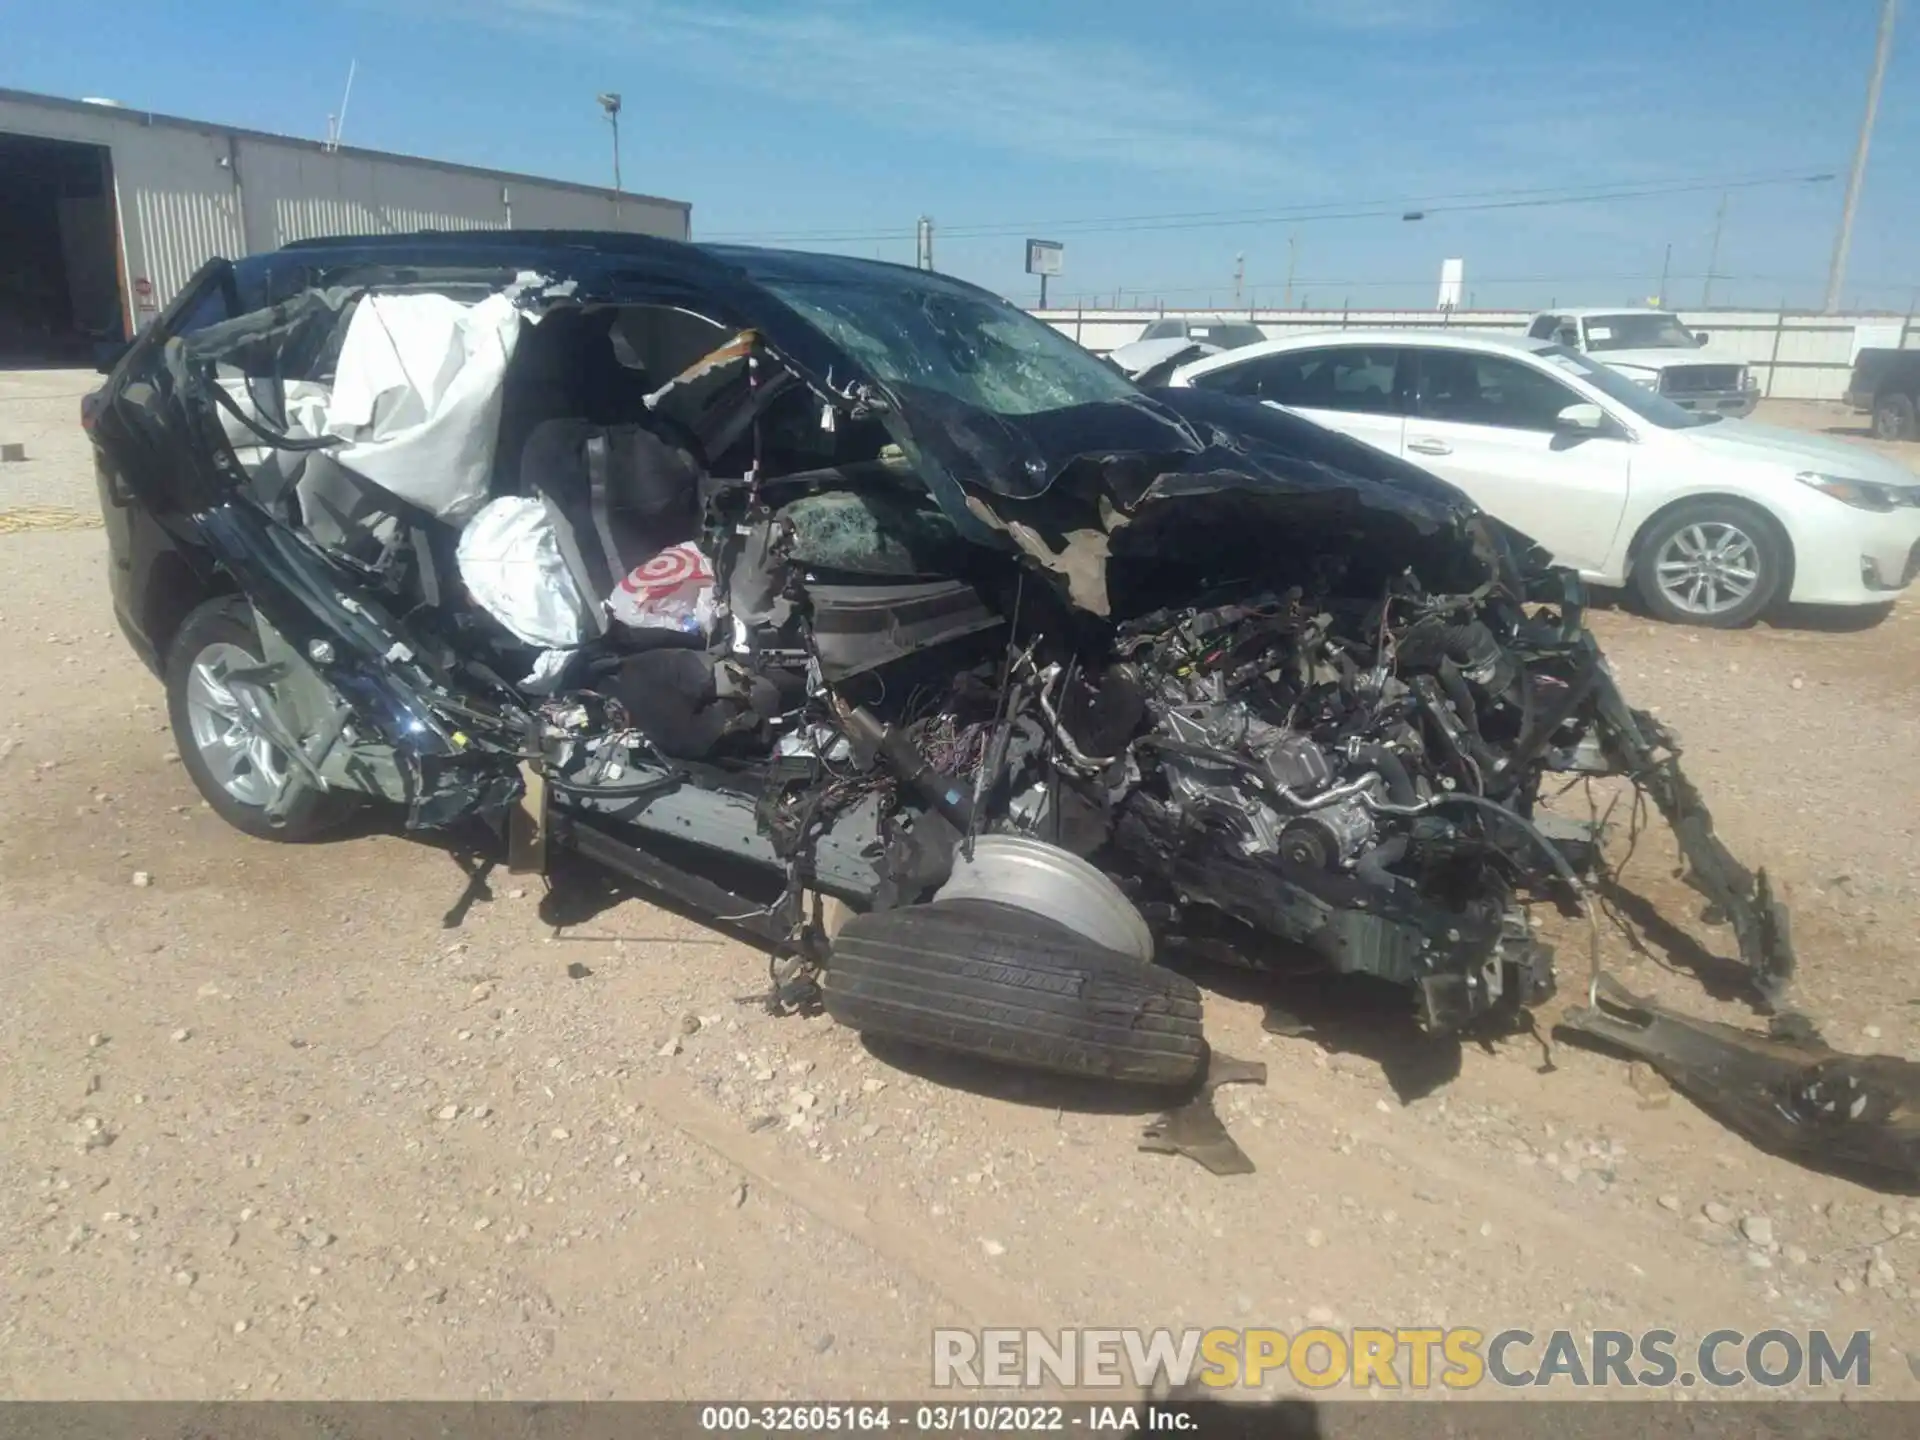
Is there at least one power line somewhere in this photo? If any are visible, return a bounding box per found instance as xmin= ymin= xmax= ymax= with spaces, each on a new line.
xmin=957 ymin=170 xmax=1838 ymax=240
xmin=710 ymin=167 xmax=1830 ymax=240
xmin=704 ymin=166 xmax=1838 ymax=245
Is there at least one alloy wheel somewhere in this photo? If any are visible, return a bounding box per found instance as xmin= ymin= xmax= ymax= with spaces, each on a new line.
xmin=1651 ymin=521 xmax=1763 ymax=618
xmin=182 ymin=642 xmax=290 ymax=808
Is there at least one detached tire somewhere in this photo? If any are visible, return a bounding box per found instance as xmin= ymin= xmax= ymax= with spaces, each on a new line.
xmin=824 ymin=899 xmax=1207 ymax=1088
xmin=166 ymin=597 xmax=358 ymax=842
xmin=1873 ymin=391 xmax=1918 ymax=442
xmin=1631 ymin=499 xmax=1787 ymax=629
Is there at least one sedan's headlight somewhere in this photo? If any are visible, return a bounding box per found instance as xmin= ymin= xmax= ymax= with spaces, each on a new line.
xmin=1795 ymin=471 xmax=1920 ymax=512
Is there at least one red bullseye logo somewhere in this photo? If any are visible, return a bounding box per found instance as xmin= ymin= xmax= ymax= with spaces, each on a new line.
xmin=618 ymin=544 xmax=709 ymax=600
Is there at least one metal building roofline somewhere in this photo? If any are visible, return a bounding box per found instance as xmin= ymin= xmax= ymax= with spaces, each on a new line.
xmin=0 ymin=86 xmax=691 ymax=216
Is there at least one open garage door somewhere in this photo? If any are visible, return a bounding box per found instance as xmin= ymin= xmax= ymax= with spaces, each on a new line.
xmin=0 ymin=131 xmax=124 ymax=365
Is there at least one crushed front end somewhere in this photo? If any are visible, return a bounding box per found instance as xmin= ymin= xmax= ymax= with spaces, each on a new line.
xmin=939 ymin=432 xmax=1798 ymax=1036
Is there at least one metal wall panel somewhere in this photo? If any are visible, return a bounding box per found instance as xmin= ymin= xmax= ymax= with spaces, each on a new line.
xmin=235 ymin=142 xmax=506 ymax=250
xmin=233 ymin=135 xmax=687 ymax=251
xmin=123 ymin=127 xmax=245 ymax=306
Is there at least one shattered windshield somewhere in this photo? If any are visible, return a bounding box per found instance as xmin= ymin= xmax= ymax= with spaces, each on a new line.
xmin=759 ymin=272 xmax=1140 ymax=418
xmin=1582 ymin=313 xmax=1699 ymax=352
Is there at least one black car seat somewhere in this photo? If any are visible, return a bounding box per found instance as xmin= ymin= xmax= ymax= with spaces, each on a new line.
xmin=510 ymin=418 xmax=810 ymax=759
xmin=516 ymin=418 xmax=705 ymax=639
xmin=494 ymin=307 xmax=655 ymax=491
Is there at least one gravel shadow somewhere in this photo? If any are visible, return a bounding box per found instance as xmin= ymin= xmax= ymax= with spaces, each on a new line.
xmin=1597 ymin=879 xmax=1763 ymax=1008
xmin=1167 ymin=951 xmax=1472 ymax=1104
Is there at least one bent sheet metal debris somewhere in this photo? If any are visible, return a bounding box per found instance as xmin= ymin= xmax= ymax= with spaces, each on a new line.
xmin=1562 ymin=975 xmax=1920 ymax=1191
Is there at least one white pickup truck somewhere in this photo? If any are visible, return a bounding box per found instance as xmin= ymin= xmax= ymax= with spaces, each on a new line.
xmin=1525 ymin=308 xmax=1758 ymax=418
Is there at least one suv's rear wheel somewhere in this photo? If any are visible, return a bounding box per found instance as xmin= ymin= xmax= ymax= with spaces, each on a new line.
xmin=1873 ymin=391 xmax=1917 ymax=442
xmin=166 ymin=598 xmax=357 ymax=841
xmin=1631 ymin=500 xmax=1786 ymax=628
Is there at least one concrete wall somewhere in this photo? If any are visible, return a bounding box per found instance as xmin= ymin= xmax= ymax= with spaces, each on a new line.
xmin=0 ymin=89 xmax=692 ymax=334
xmin=1036 ymin=307 xmax=1919 ymax=402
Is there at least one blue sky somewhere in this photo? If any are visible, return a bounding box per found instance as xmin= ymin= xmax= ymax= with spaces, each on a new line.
xmin=5 ymin=0 xmax=1914 ymax=311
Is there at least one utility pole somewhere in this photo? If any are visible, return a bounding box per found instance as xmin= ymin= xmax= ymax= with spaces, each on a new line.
xmin=1702 ymin=192 xmax=1728 ymax=308
xmin=915 ymin=216 xmax=935 ymax=271
xmin=1826 ymin=0 xmax=1899 ymax=313
xmin=1283 ymin=233 xmax=1298 ymax=308
xmin=1233 ymin=252 xmax=1245 ymax=306
xmin=596 ymin=93 xmax=623 ymax=224
xmin=1656 ymin=242 xmax=1672 ymax=308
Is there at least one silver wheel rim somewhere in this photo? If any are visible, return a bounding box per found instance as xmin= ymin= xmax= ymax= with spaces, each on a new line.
xmin=1652 ymin=521 xmax=1762 ymax=617
xmin=184 ymin=641 xmax=289 ymax=808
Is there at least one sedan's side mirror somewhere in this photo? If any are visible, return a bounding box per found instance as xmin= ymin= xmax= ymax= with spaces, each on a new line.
xmin=1692 ymin=331 xmax=1710 ymax=346
xmin=1556 ymin=401 xmax=1607 ymax=433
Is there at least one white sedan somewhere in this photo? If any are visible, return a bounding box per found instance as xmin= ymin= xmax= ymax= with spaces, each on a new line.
xmin=1163 ymin=330 xmax=1920 ymax=627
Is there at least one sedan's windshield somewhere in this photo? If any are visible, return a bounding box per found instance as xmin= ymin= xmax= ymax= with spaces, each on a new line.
xmin=1534 ymin=344 xmax=1720 ymax=428
xmin=759 ymin=272 xmax=1139 ymax=417
xmin=1582 ymin=313 xmax=1699 ymax=352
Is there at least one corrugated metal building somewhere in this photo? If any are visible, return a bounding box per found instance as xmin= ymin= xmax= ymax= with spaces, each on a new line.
xmin=0 ymin=87 xmax=692 ymax=362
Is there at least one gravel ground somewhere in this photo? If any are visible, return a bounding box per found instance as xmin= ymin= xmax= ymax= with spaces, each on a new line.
xmin=4 ymin=380 xmax=1920 ymax=1402
xmin=0 ymin=369 xmax=96 ymax=518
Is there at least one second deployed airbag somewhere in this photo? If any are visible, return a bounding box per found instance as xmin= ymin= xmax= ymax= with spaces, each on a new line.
xmin=455 ymin=496 xmax=592 ymax=649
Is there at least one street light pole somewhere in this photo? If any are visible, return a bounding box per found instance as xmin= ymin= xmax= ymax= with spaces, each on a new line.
xmin=1702 ymin=192 xmax=1727 ymax=308
xmin=1825 ymin=0 xmax=1898 ymax=313
xmin=597 ymin=92 xmax=623 ymax=224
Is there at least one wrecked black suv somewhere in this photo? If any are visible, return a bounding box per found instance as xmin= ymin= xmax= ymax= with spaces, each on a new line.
xmin=87 ymin=231 xmax=1795 ymax=1088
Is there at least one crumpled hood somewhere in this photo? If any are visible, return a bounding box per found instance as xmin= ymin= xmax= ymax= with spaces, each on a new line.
xmin=1593 ymin=346 xmax=1747 ymax=374
xmin=897 ymin=383 xmax=1533 ymax=617
xmin=886 ymin=380 xmax=1484 ymax=516
xmin=1684 ymin=420 xmax=1920 ymax=486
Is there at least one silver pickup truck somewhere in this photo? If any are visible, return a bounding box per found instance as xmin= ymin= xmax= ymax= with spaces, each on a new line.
xmin=1526 ymin=308 xmax=1759 ymax=418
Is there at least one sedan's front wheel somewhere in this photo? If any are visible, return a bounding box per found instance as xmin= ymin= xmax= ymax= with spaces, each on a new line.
xmin=1631 ymin=500 xmax=1786 ymax=628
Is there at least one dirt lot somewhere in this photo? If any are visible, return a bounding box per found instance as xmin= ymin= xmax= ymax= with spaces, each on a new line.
xmin=5 ymin=377 xmax=1920 ymax=1402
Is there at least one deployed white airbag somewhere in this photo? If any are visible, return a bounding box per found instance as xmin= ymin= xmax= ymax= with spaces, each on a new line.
xmin=455 ymin=496 xmax=592 ymax=650
xmin=324 ymin=292 xmax=524 ymax=522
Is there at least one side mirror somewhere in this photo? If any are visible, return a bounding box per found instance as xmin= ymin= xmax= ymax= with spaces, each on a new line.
xmin=1692 ymin=331 xmax=1710 ymax=347
xmin=1556 ymin=401 xmax=1606 ymax=433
